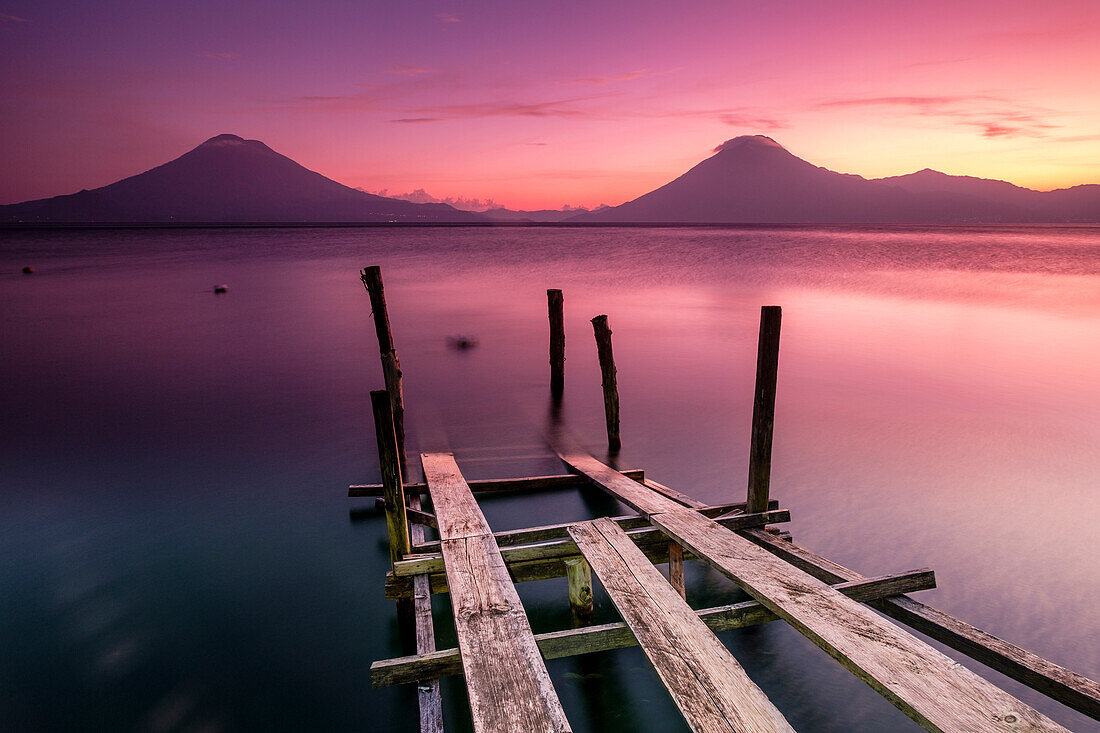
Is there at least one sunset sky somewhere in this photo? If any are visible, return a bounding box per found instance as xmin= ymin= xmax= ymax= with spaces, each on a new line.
xmin=2 ymin=0 xmax=1099 ymax=209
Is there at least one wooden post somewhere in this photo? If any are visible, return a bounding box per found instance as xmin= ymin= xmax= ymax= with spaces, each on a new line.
xmin=591 ymin=315 xmax=621 ymax=452
xmin=361 ymin=266 xmax=407 ymax=469
xmin=565 ymin=557 xmax=594 ymax=626
xmin=668 ymin=541 xmax=686 ymax=599
xmin=548 ymin=289 xmax=565 ymax=398
xmin=371 ymin=390 xmax=410 ymax=565
xmin=746 ymin=306 xmax=782 ymax=514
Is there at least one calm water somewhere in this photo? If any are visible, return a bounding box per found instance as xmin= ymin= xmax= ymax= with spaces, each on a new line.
xmin=1 ymin=225 xmax=1098 ymax=732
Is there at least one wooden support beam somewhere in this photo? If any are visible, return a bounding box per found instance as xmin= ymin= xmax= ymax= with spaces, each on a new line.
xmin=371 ymin=568 xmax=938 ymax=687
xmin=565 ymin=557 xmax=593 ymax=626
xmin=406 ymin=507 xmax=438 ymax=530
xmin=371 ymin=390 xmax=410 ymax=565
xmin=668 ymin=541 xmax=686 ymax=599
xmin=739 ymin=528 xmax=1100 ymax=723
xmin=361 ymin=266 xmax=407 ymax=468
xmin=412 ymin=499 xmax=776 ymax=553
xmin=570 ymin=518 xmax=794 ymax=732
xmin=590 ymin=315 xmax=621 ymax=452
xmin=747 ymin=305 xmax=781 ymax=514
xmin=385 ymin=508 xmax=789 ymax=599
xmin=406 ymin=489 xmax=443 ymax=732
xmin=392 ymin=508 xmax=791 ymax=577
xmin=548 ymin=289 xmax=565 ymax=398
xmin=349 ymin=468 xmax=646 ymax=497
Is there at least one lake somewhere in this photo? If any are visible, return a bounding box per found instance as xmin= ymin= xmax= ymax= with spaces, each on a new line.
xmin=1 ymin=225 xmax=1098 ymax=732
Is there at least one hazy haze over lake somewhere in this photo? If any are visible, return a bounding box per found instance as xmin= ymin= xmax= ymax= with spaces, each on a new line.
xmin=1 ymin=225 xmax=1098 ymax=731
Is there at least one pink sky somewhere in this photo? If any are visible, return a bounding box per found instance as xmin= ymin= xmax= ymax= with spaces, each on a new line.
xmin=2 ymin=0 xmax=1099 ymax=209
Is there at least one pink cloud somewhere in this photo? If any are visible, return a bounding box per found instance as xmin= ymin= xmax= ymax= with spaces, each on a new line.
xmin=0 ymin=11 xmax=28 ymax=22
xmin=435 ymin=12 xmax=460 ymax=23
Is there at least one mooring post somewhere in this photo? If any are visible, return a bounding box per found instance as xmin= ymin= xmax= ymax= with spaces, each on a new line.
xmin=746 ymin=306 xmax=782 ymax=514
xmin=371 ymin=389 xmax=416 ymax=652
xmin=361 ymin=266 xmax=407 ymax=470
xmin=591 ymin=314 xmax=621 ymax=452
xmin=565 ymin=557 xmax=594 ymax=626
xmin=668 ymin=541 xmax=686 ymax=599
xmin=548 ymin=289 xmax=565 ymax=398
xmin=371 ymin=390 xmax=411 ymax=565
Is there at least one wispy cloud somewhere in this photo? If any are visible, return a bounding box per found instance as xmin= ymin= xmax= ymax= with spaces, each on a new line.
xmin=390 ymin=64 xmax=435 ymax=76
xmin=388 ymin=117 xmax=441 ymax=124
xmin=201 ymin=52 xmax=239 ymax=61
xmin=714 ymin=112 xmax=788 ymax=130
xmin=558 ymin=70 xmax=648 ymax=86
xmin=436 ymin=12 xmax=460 ymax=23
xmin=0 ymin=11 xmax=29 ymax=22
xmin=409 ymin=93 xmax=620 ymax=120
xmin=815 ymin=95 xmax=1057 ymax=139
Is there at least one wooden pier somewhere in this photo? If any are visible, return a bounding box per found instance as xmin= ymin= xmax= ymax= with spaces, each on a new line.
xmin=355 ymin=267 xmax=1100 ymax=732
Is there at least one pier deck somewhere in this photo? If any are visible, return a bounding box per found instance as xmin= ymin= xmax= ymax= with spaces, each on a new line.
xmin=355 ymin=267 xmax=1100 ymax=732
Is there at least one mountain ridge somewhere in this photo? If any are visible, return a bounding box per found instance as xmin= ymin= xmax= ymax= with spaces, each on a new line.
xmin=0 ymin=134 xmax=487 ymax=224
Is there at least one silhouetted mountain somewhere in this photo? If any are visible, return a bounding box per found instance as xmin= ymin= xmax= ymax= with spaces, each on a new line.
xmin=0 ymin=135 xmax=486 ymax=224
xmin=571 ymin=136 xmax=1100 ymax=223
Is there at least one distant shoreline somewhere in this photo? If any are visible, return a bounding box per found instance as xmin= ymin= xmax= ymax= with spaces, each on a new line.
xmin=3 ymin=220 xmax=1099 ymax=231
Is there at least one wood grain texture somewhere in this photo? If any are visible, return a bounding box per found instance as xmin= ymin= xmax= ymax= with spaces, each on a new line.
xmin=653 ymin=510 xmax=1068 ymax=733
xmin=440 ymin=534 xmax=572 ymax=733
xmin=746 ymin=306 xmax=781 ymax=514
xmin=422 ymin=452 xmax=493 ymax=541
xmin=423 ymin=452 xmax=571 ymax=733
xmin=371 ymin=569 xmax=938 ymax=687
xmin=590 ymin=315 xmax=621 ymax=451
xmin=551 ymin=434 xmax=685 ymax=516
xmin=406 ymin=492 xmax=444 ymax=732
xmin=570 ymin=518 xmax=793 ymax=732
xmin=739 ymin=528 xmax=1100 ymax=722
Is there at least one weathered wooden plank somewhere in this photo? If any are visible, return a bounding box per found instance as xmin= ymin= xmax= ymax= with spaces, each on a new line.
xmin=422 ymin=452 xmax=493 ymax=541
xmin=571 ymin=518 xmax=793 ymax=733
xmin=653 ymin=510 xmax=1068 ymax=732
xmin=349 ymin=469 xmax=646 ymax=497
xmin=739 ymin=528 xmax=1100 ymax=722
xmin=551 ymin=434 xmax=685 ymax=516
xmin=371 ymin=569 xmax=938 ymax=687
xmin=393 ymin=508 xmax=791 ymax=577
xmin=423 ymin=453 xmax=571 ymax=732
xmin=441 ymin=534 xmax=572 ymax=732
xmin=644 ymin=477 xmax=709 ymax=508
xmin=407 ymin=491 xmax=443 ymax=732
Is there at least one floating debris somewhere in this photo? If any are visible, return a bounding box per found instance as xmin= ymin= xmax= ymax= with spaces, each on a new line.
xmin=447 ymin=335 xmax=479 ymax=350
xmin=213 ymin=284 xmax=228 ymax=294
xmin=23 ymin=266 xmax=35 ymax=274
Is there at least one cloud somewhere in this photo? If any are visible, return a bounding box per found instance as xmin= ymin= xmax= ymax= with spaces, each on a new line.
xmin=558 ymin=70 xmax=648 ymax=86
xmin=814 ymin=94 xmax=1058 ymax=139
xmin=201 ymin=52 xmax=239 ymax=61
xmin=0 ymin=11 xmax=28 ymax=22
xmin=388 ymin=117 xmax=441 ymax=123
xmin=409 ymin=93 xmax=619 ymax=120
xmin=436 ymin=12 xmax=460 ymax=23
xmin=715 ymin=112 xmax=788 ymax=130
xmin=390 ymin=64 xmax=435 ymax=76
xmin=367 ymin=188 xmax=499 ymax=211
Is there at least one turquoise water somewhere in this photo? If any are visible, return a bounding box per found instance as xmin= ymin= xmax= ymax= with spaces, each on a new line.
xmin=1 ymin=225 xmax=1098 ymax=731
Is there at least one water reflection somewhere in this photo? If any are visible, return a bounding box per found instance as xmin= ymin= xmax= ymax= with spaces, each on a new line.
xmin=0 ymin=225 xmax=1097 ymax=731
